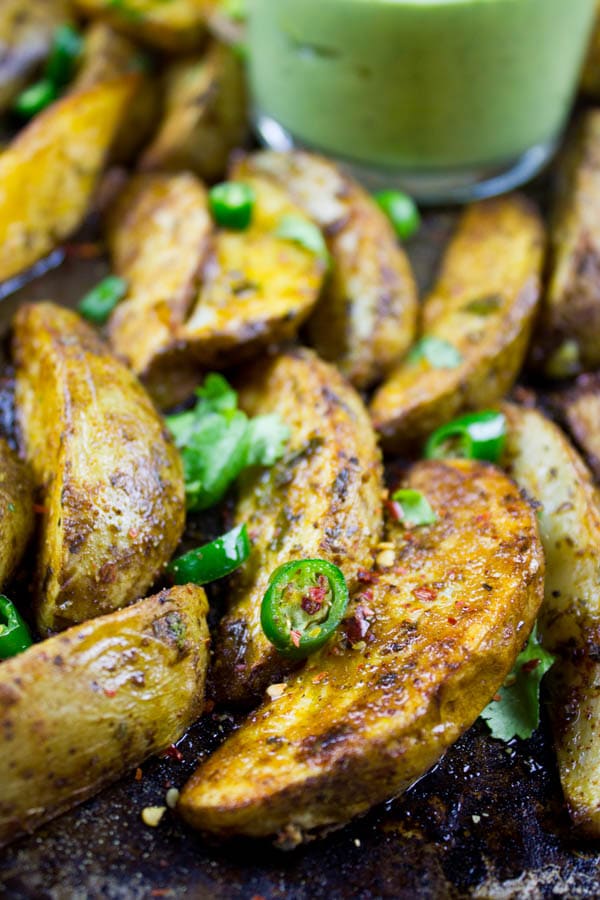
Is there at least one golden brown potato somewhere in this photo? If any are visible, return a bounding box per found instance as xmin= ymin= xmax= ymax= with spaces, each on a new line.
xmin=0 ymin=584 xmax=209 ymax=847
xmin=72 ymin=21 xmax=159 ymax=163
xmin=0 ymin=75 xmax=136 ymax=284
xmin=232 ymin=151 xmax=418 ymax=389
xmin=0 ymin=0 xmax=72 ymax=112
xmin=140 ymin=40 xmax=247 ymax=182
xmin=370 ymin=195 xmax=545 ymax=452
xmin=503 ymin=403 xmax=600 ymax=837
xmin=581 ymin=3 xmax=600 ymax=97
xmin=554 ymin=373 xmax=600 ymax=481
xmin=212 ymin=348 xmax=383 ymax=705
xmin=13 ymin=302 xmax=185 ymax=636
xmin=538 ymin=112 xmax=600 ymax=374
xmin=0 ymin=438 xmax=34 ymax=587
xmin=179 ymin=459 xmax=544 ymax=841
xmin=107 ymin=172 xmax=212 ymax=383
xmin=74 ymin=0 xmax=209 ymax=52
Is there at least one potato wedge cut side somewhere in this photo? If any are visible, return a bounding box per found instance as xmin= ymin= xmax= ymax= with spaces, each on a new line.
xmin=13 ymin=302 xmax=185 ymax=635
xmin=0 ymin=437 xmax=34 ymax=587
xmin=0 ymin=584 xmax=209 ymax=848
xmin=140 ymin=40 xmax=247 ymax=182
xmin=74 ymin=0 xmax=209 ymax=52
xmin=212 ymin=347 xmax=383 ymax=705
xmin=503 ymin=403 xmax=600 ymax=837
xmin=179 ymin=459 xmax=544 ymax=840
xmin=0 ymin=75 xmax=136 ymax=283
xmin=370 ymin=195 xmax=544 ymax=452
xmin=232 ymin=150 xmax=418 ymax=389
xmin=107 ymin=172 xmax=212 ymax=383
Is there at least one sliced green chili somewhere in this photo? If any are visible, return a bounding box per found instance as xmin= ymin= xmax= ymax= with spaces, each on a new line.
xmin=78 ymin=276 xmax=128 ymax=325
xmin=0 ymin=595 xmax=32 ymax=660
xmin=261 ymin=559 xmax=349 ymax=659
xmin=407 ymin=337 xmax=463 ymax=370
xmin=209 ymin=182 xmax=255 ymax=230
xmin=425 ymin=410 xmax=506 ymax=463
xmin=374 ymin=190 xmax=420 ymax=241
xmin=45 ymin=24 xmax=83 ymax=88
xmin=13 ymin=79 xmax=58 ymax=119
xmin=274 ymin=214 xmax=330 ymax=265
xmin=168 ymin=524 xmax=251 ymax=586
xmin=391 ymin=489 xmax=437 ymax=527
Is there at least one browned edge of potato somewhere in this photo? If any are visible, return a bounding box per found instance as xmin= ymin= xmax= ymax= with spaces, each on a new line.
xmin=140 ymin=40 xmax=247 ymax=182
xmin=179 ymin=459 xmax=544 ymax=842
xmin=0 ymin=74 xmax=137 ymax=284
xmin=74 ymin=0 xmax=209 ymax=52
xmin=370 ymin=194 xmax=545 ymax=452
xmin=0 ymin=583 xmax=210 ymax=848
xmin=0 ymin=437 xmax=34 ymax=588
xmin=13 ymin=302 xmax=185 ymax=636
xmin=536 ymin=110 xmax=600 ymax=375
xmin=212 ymin=347 xmax=383 ymax=706
xmin=581 ymin=4 xmax=600 ymax=98
xmin=553 ymin=372 xmax=600 ymax=481
xmin=503 ymin=402 xmax=600 ymax=838
xmin=232 ymin=150 xmax=419 ymax=389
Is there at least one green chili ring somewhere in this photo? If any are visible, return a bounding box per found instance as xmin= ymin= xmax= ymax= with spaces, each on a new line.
xmin=0 ymin=595 xmax=32 ymax=660
xmin=261 ymin=558 xmax=349 ymax=660
xmin=168 ymin=523 xmax=251 ymax=586
xmin=425 ymin=410 xmax=507 ymax=463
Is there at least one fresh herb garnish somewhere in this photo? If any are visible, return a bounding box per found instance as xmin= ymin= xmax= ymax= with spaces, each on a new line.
xmin=480 ymin=624 xmax=555 ymax=741
xmin=166 ymin=374 xmax=289 ymax=511
xmin=407 ymin=337 xmax=463 ymax=370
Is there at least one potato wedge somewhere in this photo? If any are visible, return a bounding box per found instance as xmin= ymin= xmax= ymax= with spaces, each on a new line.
xmin=179 ymin=459 xmax=544 ymax=840
xmin=0 ymin=583 xmax=209 ymax=847
xmin=554 ymin=373 xmax=600 ymax=481
xmin=140 ymin=40 xmax=247 ymax=182
xmin=107 ymin=172 xmax=212 ymax=385
xmin=538 ymin=111 xmax=600 ymax=373
xmin=503 ymin=403 xmax=600 ymax=837
xmin=0 ymin=0 xmax=71 ymax=112
xmin=0 ymin=75 xmax=136 ymax=284
xmin=370 ymin=195 xmax=544 ymax=452
xmin=0 ymin=438 xmax=34 ymax=587
xmin=74 ymin=0 xmax=209 ymax=52
xmin=141 ymin=174 xmax=327 ymax=409
xmin=212 ymin=347 xmax=383 ymax=705
xmin=13 ymin=302 xmax=185 ymax=636
xmin=232 ymin=151 xmax=418 ymax=389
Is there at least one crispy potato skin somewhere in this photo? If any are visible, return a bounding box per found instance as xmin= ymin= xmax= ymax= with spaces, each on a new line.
xmin=13 ymin=302 xmax=185 ymax=635
xmin=107 ymin=172 xmax=212 ymax=385
xmin=140 ymin=41 xmax=247 ymax=182
xmin=539 ymin=112 xmax=600 ymax=372
xmin=555 ymin=373 xmax=600 ymax=480
xmin=0 ymin=438 xmax=34 ymax=587
xmin=232 ymin=151 xmax=418 ymax=389
xmin=179 ymin=459 xmax=544 ymax=840
xmin=0 ymin=75 xmax=135 ymax=284
xmin=370 ymin=195 xmax=544 ymax=452
xmin=0 ymin=584 xmax=209 ymax=848
xmin=212 ymin=347 xmax=383 ymax=705
xmin=0 ymin=0 xmax=71 ymax=112
xmin=503 ymin=403 xmax=600 ymax=837
xmin=74 ymin=0 xmax=209 ymax=52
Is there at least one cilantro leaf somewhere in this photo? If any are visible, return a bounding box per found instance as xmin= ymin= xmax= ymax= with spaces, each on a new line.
xmin=166 ymin=374 xmax=289 ymax=511
xmin=480 ymin=624 xmax=555 ymax=742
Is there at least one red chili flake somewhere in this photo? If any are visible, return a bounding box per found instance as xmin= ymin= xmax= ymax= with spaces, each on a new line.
xmin=150 ymin=890 xmax=173 ymax=898
xmin=357 ymin=568 xmax=379 ymax=584
xmin=128 ymin=528 xmax=139 ymax=540
xmin=447 ymin=616 xmax=457 ymax=625
xmin=312 ymin=671 xmax=328 ymax=684
xmin=492 ymin=693 xmax=502 ymax=702
xmin=63 ymin=241 xmax=104 ymax=259
xmin=161 ymin=744 xmax=183 ymax=762
xmin=33 ymin=503 xmax=48 ymax=515
xmin=455 ymin=600 xmax=468 ymax=609
xmin=134 ymin=768 xmax=143 ymax=781
xmin=412 ymin=585 xmax=438 ymax=603
xmin=386 ymin=499 xmax=403 ymax=521
xmin=290 ymin=629 xmax=302 ymax=648
xmin=475 ymin=512 xmax=490 ymax=524
xmin=301 ymin=576 xmax=327 ymax=615
xmin=521 ymin=658 xmax=541 ymax=674
xmin=203 ymin=699 xmax=215 ymax=714
xmin=344 ymin=604 xmax=373 ymax=644
xmin=103 ymin=687 xmax=116 ymax=698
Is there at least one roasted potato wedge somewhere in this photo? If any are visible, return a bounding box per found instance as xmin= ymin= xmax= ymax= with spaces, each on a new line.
xmin=503 ymin=403 xmax=600 ymax=837
xmin=537 ymin=112 xmax=600 ymax=374
xmin=140 ymin=174 xmax=327 ymax=409
xmin=0 ymin=0 xmax=72 ymax=112
xmin=13 ymin=302 xmax=185 ymax=636
xmin=179 ymin=459 xmax=544 ymax=840
xmin=0 ymin=75 xmax=136 ymax=284
xmin=0 ymin=584 xmax=209 ymax=847
xmin=74 ymin=0 xmax=209 ymax=52
xmin=0 ymin=438 xmax=34 ymax=587
xmin=140 ymin=40 xmax=247 ymax=182
xmin=370 ymin=195 xmax=544 ymax=452
xmin=107 ymin=172 xmax=212 ymax=383
xmin=554 ymin=373 xmax=600 ymax=481
xmin=232 ymin=151 xmax=418 ymax=389
xmin=212 ymin=347 xmax=383 ymax=705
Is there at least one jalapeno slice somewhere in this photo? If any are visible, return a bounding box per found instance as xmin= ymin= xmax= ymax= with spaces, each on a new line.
xmin=260 ymin=559 xmax=349 ymax=659
xmin=0 ymin=595 xmax=32 ymax=660
xmin=168 ymin=524 xmax=251 ymax=586
xmin=424 ymin=410 xmax=506 ymax=463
